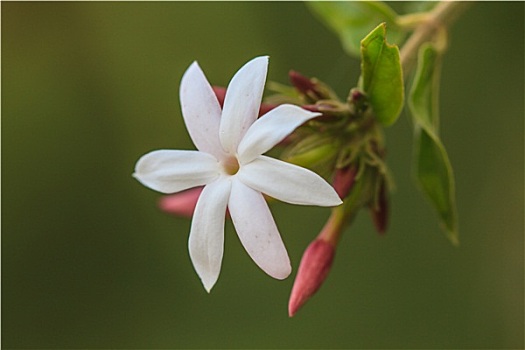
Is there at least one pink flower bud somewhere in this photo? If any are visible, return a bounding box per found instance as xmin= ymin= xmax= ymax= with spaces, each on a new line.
xmin=289 ymin=70 xmax=318 ymax=97
xmin=158 ymin=187 xmax=203 ymax=217
xmin=333 ymin=165 xmax=357 ymax=199
xmin=288 ymin=239 xmax=335 ymax=317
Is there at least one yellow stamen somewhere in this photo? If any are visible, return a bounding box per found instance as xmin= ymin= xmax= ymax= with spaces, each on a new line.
xmin=223 ymin=156 xmax=240 ymax=175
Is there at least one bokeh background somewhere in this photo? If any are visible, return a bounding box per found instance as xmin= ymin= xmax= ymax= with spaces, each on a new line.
xmin=2 ymin=2 xmax=523 ymax=349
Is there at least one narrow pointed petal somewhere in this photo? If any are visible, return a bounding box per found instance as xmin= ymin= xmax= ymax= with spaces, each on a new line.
xmin=188 ymin=179 xmax=232 ymax=292
xmin=237 ymin=105 xmax=321 ymax=163
xmin=219 ymin=56 xmax=268 ymax=153
xmin=228 ymin=179 xmax=291 ymax=280
xmin=238 ymin=156 xmax=342 ymax=206
xmin=180 ymin=62 xmax=226 ymax=159
xmin=133 ymin=150 xmax=219 ymax=194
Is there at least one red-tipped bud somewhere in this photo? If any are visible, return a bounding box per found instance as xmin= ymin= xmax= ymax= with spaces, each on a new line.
xmin=288 ymin=239 xmax=335 ymax=317
xmin=213 ymin=85 xmax=277 ymax=117
xmin=289 ymin=70 xmax=319 ymax=97
xmin=289 ymin=70 xmax=340 ymax=103
xmin=349 ymin=89 xmax=364 ymax=102
xmin=370 ymin=181 xmax=388 ymax=234
xmin=333 ymin=165 xmax=357 ymax=199
xmin=159 ymin=187 xmax=203 ymax=217
xmin=348 ymin=88 xmax=369 ymax=114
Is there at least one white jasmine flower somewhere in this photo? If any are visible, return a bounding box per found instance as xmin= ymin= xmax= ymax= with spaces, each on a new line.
xmin=134 ymin=56 xmax=342 ymax=292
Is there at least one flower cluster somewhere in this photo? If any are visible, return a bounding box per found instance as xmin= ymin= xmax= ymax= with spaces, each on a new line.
xmin=134 ymin=55 xmax=390 ymax=316
xmin=134 ymin=56 xmax=342 ymax=292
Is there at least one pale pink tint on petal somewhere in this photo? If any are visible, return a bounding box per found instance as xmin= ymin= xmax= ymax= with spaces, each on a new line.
xmin=237 ymin=104 xmax=320 ymax=164
xmin=180 ymin=62 xmax=226 ymax=160
xmin=188 ymin=178 xmax=232 ymax=292
xmin=159 ymin=187 xmax=203 ymax=217
xmin=228 ymin=179 xmax=291 ymax=280
xmin=219 ymin=56 xmax=268 ymax=154
xmin=133 ymin=150 xmax=220 ymax=194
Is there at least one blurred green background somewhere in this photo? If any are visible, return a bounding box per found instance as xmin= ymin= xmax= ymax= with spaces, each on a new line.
xmin=2 ymin=2 xmax=523 ymax=349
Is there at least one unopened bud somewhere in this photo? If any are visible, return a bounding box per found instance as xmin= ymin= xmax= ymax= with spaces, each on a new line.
xmin=288 ymin=239 xmax=335 ymax=317
xmin=370 ymin=180 xmax=388 ymax=234
xmin=284 ymin=141 xmax=339 ymax=170
xmin=289 ymin=70 xmax=319 ymax=98
xmin=159 ymin=187 xmax=203 ymax=217
xmin=288 ymin=70 xmax=339 ymax=103
xmin=333 ymin=165 xmax=357 ymax=199
xmin=348 ymin=88 xmax=368 ymax=114
xmin=349 ymin=89 xmax=364 ymax=103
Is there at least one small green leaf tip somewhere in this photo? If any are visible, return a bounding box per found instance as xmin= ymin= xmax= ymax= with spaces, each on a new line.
xmin=359 ymin=23 xmax=404 ymax=127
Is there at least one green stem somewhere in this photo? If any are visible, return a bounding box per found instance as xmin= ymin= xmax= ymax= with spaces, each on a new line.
xmin=318 ymin=205 xmax=348 ymax=246
xmin=400 ymin=1 xmax=472 ymax=73
xmin=396 ymin=12 xmax=431 ymax=30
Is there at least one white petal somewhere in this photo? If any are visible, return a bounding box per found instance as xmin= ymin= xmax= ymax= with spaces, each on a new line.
xmin=219 ymin=56 xmax=268 ymax=153
xmin=133 ymin=150 xmax=219 ymax=194
xmin=188 ymin=178 xmax=232 ymax=292
xmin=180 ymin=61 xmax=226 ymax=159
xmin=238 ymin=156 xmax=342 ymax=206
xmin=229 ymin=179 xmax=291 ymax=280
xmin=237 ymin=104 xmax=321 ymax=163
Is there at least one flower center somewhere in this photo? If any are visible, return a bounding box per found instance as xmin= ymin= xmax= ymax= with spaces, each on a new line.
xmin=222 ymin=156 xmax=240 ymax=175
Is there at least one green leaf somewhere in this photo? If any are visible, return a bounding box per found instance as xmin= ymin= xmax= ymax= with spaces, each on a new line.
xmin=415 ymin=129 xmax=458 ymax=245
xmin=409 ymin=44 xmax=441 ymax=130
xmin=360 ymin=23 xmax=404 ymax=126
xmin=409 ymin=43 xmax=459 ymax=245
xmin=307 ymin=1 xmax=405 ymax=57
